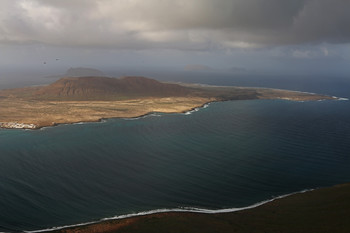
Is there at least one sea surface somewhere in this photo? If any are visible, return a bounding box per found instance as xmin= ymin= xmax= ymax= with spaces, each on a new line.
xmin=0 ymin=76 xmax=350 ymax=232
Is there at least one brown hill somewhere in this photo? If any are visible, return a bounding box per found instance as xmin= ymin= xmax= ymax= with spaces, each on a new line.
xmin=0 ymin=76 xmax=335 ymax=103
xmin=33 ymin=76 xmax=191 ymax=100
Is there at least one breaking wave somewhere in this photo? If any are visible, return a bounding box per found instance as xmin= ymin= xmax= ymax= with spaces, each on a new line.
xmin=26 ymin=188 xmax=313 ymax=233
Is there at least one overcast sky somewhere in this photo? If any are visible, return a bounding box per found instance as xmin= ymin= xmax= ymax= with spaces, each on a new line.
xmin=1 ymin=0 xmax=350 ymax=81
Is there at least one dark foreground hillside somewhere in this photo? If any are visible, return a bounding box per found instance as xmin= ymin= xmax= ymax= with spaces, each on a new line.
xmin=53 ymin=183 xmax=350 ymax=233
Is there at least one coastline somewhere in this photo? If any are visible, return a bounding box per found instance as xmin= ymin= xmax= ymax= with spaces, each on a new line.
xmin=0 ymin=101 xmax=213 ymax=130
xmin=0 ymin=76 xmax=342 ymax=131
xmin=0 ymin=97 xmax=214 ymax=130
xmin=0 ymin=95 xmax=341 ymax=130
xmin=27 ymin=188 xmax=313 ymax=233
xmin=27 ymin=183 xmax=350 ymax=233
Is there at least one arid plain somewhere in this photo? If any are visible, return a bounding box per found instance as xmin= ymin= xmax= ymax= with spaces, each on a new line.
xmin=0 ymin=76 xmax=336 ymax=129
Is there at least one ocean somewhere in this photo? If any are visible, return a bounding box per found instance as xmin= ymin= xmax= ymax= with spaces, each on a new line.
xmin=0 ymin=75 xmax=349 ymax=232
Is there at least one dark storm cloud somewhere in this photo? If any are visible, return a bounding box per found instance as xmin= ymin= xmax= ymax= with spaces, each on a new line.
xmin=0 ymin=0 xmax=350 ymax=49
xmin=291 ymin=0 xmax=350 ymax=44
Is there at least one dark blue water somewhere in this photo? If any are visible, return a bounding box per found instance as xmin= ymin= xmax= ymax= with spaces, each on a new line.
xmin=0 ymin=76 xmax=350 ymax=231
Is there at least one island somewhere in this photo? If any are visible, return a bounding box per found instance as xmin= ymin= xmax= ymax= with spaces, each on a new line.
xmin=0 ymin=76 xmax=336 ymax=129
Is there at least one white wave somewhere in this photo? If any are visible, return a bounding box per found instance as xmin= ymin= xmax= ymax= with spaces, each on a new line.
xmin=149 ymin=113 xmax=162 ymax=117
xmin=25 ymin=220 xmax=99 ymax=233
xmin=184 ymin=103 xmax=210 ymax=115
xmin=331 ymin=96 xmax=349 ymax=101
xmin=73 ymin=120 xmax=107 ymax=125
xmin=123 ymin=117 xmax=140 ymax=120
xmin=124 ymin=113 xmax=162 ymax=120
xmin=39 ymin=126 xmax=52 ymax=131
xmin=203 ymin=103 xmax=210 ymax=108
xmin=39 ymin=120 xmax=106 ymax=130
xmin=26 ymin=188 xmax=313 ymax=233
xmin=184 ymin=108 xmax=199 ymax=115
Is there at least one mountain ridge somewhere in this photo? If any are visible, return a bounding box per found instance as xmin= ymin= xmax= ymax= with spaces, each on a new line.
xmin=31 ymin=76 xmax=191 ymax=100
xmin=0 ymin=76 xmax=337 ymax=129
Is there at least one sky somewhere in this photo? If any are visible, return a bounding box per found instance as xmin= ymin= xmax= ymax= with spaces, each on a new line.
xmin=1 ymin=0 xmax=350 ymax=85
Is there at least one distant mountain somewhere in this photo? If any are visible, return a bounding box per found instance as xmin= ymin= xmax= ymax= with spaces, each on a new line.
xmin=65 ymin=67 xmax=105 ymax=77
xmin=184 ymin=64 xmax=213 ymax=72
xmin=228 ymin=66 xmax=248 ymax=73
xmin=33 ymin=76 xmax=191 ymax=100
xmin=44 ymin=67 xmax=106 ymax=80
xmin=0 ymin=76 xmax=335 ymax=104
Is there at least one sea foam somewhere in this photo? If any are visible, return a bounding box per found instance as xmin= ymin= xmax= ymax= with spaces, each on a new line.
xmin=124 ymin=112 xmax=163 ymax=120
xmin=26 ymin=188 xmax=313 ymax=233
xmin=184 ymin=103 xmax=210 ymax=115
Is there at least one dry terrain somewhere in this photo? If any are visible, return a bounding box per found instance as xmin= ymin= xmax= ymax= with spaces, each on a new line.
xmin=0 ymin=96 xmax=212 ymax=128
xmin=0 ymin=76 xmax=336 ymax=129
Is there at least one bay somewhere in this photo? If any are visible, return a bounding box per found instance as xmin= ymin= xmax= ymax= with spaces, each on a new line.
xmin=0 ymin=97 xmax=350 ymax=231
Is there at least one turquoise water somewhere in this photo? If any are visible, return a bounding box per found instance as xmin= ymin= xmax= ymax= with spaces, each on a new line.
xmin=1 ymin=98 xmax=350 ymax=231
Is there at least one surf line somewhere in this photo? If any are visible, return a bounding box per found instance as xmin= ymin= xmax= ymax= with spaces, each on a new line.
xmin=26 ymin=188 xmax=313 ymax=233
xmin=183 ymin=102 xmax=210 ymax=115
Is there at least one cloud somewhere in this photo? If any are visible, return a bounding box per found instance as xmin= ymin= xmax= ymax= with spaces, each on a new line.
xmin=184 ymin=64 xmax=213 ymax=71
xmin=1 ymin=0 xmax=350 ymax=50
xmin=229 ymin=66 xmax=248 ymax=73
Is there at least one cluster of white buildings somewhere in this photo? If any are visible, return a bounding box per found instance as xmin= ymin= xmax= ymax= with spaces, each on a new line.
xmin=0 ymin=122 xmax=37 ymax=129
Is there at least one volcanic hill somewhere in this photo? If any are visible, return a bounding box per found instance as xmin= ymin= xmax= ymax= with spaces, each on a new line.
xmin=4 ymin=76 xmax=192 ymax=100
xmin=0 ymin=75 xmax=337 ymax=129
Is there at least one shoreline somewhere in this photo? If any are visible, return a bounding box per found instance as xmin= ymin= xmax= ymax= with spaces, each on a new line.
xmin=27 ymin=187 xmax=316 ymax=233
xmin=0 ymin=100 xmax=217 ymax=130
xmin=24 ymin=182 xmax=350 ymax=233
xmin=0 ymin=101 xmax=213 ymax=131
xmin=0 ymin=76 xmax=345 ymax=130
xmin=0 ymin=96 xmax=344 ymax=131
